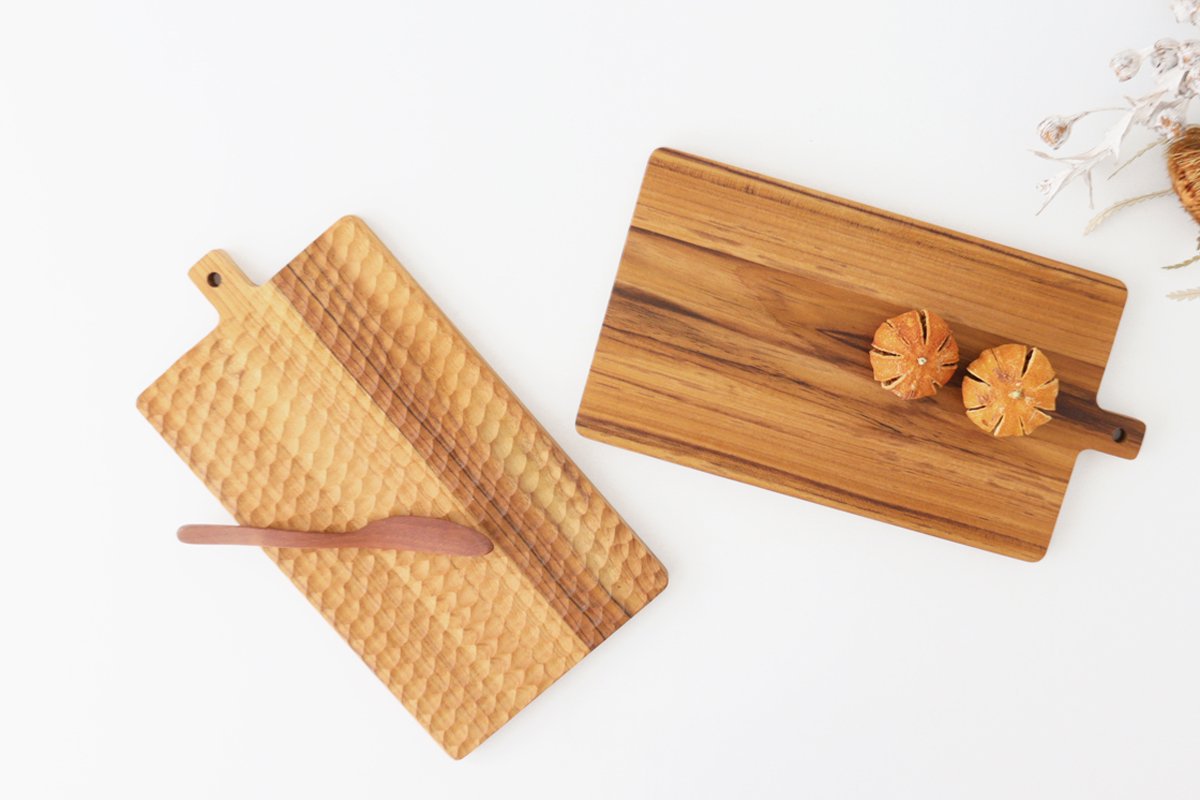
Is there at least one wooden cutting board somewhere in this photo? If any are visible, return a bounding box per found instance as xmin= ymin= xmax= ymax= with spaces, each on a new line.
xmin=577 ymin=149 xmax=1145 ymax=561
xmin=138 ymin=216 xmax=667 ymax=758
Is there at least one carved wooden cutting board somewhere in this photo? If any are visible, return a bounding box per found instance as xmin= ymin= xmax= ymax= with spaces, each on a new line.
xmin=138 ymin=216 xmax=667 ymax=758
xmin=577 ymin=149 xmax=1144 ymax=561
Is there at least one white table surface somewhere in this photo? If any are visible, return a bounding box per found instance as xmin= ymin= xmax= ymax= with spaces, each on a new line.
xmin=4 ymin=1 xmax=1198 ymax=797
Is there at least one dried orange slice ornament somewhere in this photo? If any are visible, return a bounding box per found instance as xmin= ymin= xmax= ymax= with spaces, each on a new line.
xmin=869 ymin=309 xmax=959 ymax=399
xmin=962 ymin=344 xmax=1059 ymax=437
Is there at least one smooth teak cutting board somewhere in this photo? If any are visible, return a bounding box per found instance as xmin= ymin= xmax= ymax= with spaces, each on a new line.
xmin=139 ymin=216 xmax=667 ymax=758
xmin=577 ymin=149 xmax=1144 ymax=561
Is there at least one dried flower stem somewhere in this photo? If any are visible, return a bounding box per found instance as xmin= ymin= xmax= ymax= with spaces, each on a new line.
xmin=1168 ymin=286 xmax=1200 ymax=298
xmin=1109 ymin=139 xmax=1164 ymax=177
xmin=1084 ymin=189 xmax=1173 ymax=234
xmin=1163 ymin=233 xmax=1200 ymax=268
xmin=1165 ymin=253 xmax=1200 ymax=269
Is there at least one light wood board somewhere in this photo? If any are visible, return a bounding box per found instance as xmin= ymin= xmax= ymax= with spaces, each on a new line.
xmin=139 ymin=216 xmax=667 ymax=758
xmin=577 ymin=149 xmax=1144 ymax=561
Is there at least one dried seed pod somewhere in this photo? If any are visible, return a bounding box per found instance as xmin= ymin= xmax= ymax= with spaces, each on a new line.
xmin=1153 ymin=38 xmax=1181 ymax=73
xmin=962 ymin=344 xmax=1059 ymax=438
xmin=1155 ymin=106 xmax=1187 ymax=138
xmin=1168 ymin=126 xmax=1200 ymax=224
xmin=869 ymin=309 xmax=959 ymax=400
xmin=1110 ymin=49 xmax=1142 ymax=81
xmin=1181 ymin=39 xmax=1200 ymax=67
xmin=1176 ymin=0 xmax=1200 ymax=25
xmin=1038 ymin=115 xmax=1078 ymax=149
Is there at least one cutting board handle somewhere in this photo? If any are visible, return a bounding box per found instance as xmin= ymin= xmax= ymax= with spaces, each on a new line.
xmin=1072 ymin=399 xmax=1144 ymax=460
xmin=188 ymin=250 xmax=257 ymax=320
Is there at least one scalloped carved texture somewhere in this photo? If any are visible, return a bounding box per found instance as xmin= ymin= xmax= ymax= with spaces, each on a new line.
xmin=138 ymin=216 xmax=667 ymax=758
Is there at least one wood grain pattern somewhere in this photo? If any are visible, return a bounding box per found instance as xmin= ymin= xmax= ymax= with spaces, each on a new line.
xmin=577 ymin=148 xmax=1145 ymax=561
xmin=138 ymin=217 xmax=667 ymax=758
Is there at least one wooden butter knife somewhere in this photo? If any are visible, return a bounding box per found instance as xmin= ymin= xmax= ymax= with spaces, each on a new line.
xmin=178 ymin=516 xmax=492 ymax=556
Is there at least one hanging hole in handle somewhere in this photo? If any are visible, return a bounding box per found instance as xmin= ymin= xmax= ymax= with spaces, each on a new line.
xmin=207 ymin=272 xmax=222 ymax=288
xmin=1111 ymin=427 xmax=1126 ymax=443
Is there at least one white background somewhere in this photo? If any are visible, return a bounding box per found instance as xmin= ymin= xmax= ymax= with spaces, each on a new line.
xmin=3 ymin=1 xmax=1198 ymax=797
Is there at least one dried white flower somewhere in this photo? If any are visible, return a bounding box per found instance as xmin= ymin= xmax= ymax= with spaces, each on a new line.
xmin=1154 ymin=105 xmax=1187 ymax=137
xmin=1111 ymin=49 xmax=1142 ymax=81
xmin=1181 ymin=68 xmax=1200 ymax=97
xmin=1038 ymin=114 xmax=1082 ymax=149
xmin=1035 ymin=2 xmax=1199 ymax=214
xmin=1181 ymin=39 xmax=1200 ymax=66
xmin=1174 ymin=0 xmax=1200 ymax=24
xmin=1153 ymin=38 xmax=1181 ymax=73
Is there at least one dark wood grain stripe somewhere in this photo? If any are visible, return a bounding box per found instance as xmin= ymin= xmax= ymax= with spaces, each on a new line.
xmin=276 ymin=241 xmax=635 ymax=649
